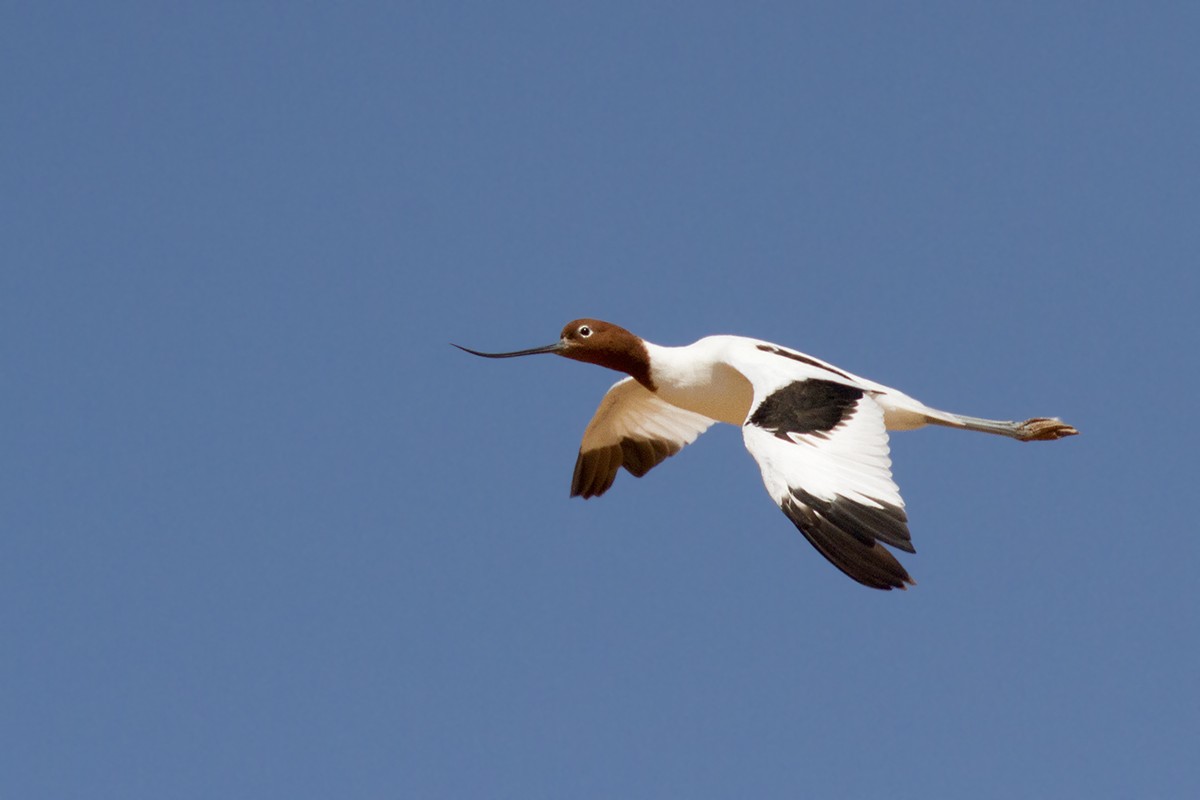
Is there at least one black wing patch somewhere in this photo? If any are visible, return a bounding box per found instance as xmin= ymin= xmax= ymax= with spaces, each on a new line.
xmin=748 ymin=379 xmax=864 ymax=440
xmin=782 ymin=489 xmax=914 ymax=590
xmin=570 ymin=437 xmax=683 ymax=499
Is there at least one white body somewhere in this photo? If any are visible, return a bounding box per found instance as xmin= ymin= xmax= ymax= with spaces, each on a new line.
xmin=644 ymin=336 xmax=952 ymax=430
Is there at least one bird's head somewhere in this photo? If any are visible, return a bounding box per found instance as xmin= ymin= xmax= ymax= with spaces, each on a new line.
xmin=453 ymin=318 xmax=654 ymax=389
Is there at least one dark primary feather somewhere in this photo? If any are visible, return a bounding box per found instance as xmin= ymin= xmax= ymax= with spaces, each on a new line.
xmin=570 ymin=437 xmax=682 ymax=498
xmin=781 ymin=490 xmax=914 ymax=590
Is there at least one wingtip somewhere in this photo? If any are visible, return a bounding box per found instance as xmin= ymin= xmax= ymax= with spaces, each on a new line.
xmin=877 ymin=572 xmax=917 ymax=591
xmin=780 ymin=496 xmax=917 ymax=591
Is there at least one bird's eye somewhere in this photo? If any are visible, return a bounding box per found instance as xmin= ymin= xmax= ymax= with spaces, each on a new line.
xmin=578 ymin=325 xmax=592 ymax=337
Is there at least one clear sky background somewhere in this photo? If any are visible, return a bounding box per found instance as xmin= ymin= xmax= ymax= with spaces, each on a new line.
xmin=4 ymin=3 xmax=1197 ymax=798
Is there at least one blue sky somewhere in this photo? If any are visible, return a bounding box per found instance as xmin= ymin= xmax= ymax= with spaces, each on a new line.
xmin=4 ymin=3 xmax=1197 ymax=798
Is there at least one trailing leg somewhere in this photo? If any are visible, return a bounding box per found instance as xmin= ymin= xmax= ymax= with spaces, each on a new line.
xmin=926 ymin=413 xmax=1078 ymax=441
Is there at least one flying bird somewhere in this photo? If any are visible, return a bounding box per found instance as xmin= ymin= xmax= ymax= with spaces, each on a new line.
xmin=454 ymin=319 xmax=1077 ymax=590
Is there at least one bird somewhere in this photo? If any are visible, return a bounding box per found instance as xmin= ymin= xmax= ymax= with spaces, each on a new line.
xmin=454 ymin=319 xmax=1077 ymax=590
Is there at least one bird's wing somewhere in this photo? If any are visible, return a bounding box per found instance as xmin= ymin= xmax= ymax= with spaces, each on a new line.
xmin=571 ymin=377 xmax=716 ymax=499
xmin=740 ymin=371 xmax=914 ymax=590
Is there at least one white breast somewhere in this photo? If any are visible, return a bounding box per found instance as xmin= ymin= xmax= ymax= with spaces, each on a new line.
xmin=644 ymin=338 xmax=756 ymax=425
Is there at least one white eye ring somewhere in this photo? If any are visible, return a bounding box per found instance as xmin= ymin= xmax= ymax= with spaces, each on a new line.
xmin=578 ymin=325 xmax=592 ymax=337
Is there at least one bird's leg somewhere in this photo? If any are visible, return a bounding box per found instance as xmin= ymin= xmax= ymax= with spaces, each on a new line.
xmin=929 ymin=414 xmax=1079 ymax=442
